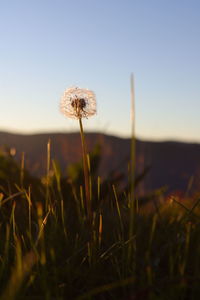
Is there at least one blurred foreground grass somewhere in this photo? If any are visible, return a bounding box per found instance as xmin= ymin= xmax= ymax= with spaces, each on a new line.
xmin=0 ymin=145 xmax=200 ymax=300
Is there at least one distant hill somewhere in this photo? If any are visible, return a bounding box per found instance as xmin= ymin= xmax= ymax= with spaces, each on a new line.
xmin=0 ymin=131 xmax=200 ymax=195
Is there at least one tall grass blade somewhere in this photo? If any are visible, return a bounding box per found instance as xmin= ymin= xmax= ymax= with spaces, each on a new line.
xmin=45 ymin=139 xmax=51 ymax=210
xmin=20 ymin=152 xmax=25 ymax=188
xmin=128 ymin=73 xmax=136 ymax=263
xmin=0 ymin=241 xmax=37 ymax=300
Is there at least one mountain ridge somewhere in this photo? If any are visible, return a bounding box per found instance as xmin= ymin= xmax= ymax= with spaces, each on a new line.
xmin=0 ymin=131 xmax=200 ymax=195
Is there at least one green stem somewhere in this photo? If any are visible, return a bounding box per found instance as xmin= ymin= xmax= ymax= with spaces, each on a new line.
xmin=79 ymin=118 xmax=91 ymax=218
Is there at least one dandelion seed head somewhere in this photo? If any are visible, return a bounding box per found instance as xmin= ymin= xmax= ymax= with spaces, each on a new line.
xmin=60 ymin=87 xmax=96 ymax=119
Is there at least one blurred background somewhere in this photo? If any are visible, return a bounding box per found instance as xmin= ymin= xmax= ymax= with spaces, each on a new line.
xmin=0 ymin=0 xmax=200 ymax=142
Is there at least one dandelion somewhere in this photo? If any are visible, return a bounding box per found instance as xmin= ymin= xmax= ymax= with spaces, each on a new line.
xmin=60 ymin=87 xmax=96 ymax=119
xmin=60 ymin=86 xmax=97 ymax=220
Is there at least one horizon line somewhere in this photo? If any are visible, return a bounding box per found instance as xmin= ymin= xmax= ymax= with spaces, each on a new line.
xmin=0 ymin=129 xmax=199 ymax=145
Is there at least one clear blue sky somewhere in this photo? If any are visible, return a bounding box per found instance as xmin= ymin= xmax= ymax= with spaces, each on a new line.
xmin=0 ymin=0 xmax=200 ymax=142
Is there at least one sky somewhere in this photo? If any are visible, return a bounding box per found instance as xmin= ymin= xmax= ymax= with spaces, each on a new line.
xmin=0 ymin=0 xmax=200 ymax=142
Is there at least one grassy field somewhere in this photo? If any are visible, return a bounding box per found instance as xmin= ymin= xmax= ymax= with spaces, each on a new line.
xmin=0 ymin=140 xmax=200 ymax=300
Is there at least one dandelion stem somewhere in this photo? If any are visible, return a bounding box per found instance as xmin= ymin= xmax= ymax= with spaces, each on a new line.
xmin=79 ymin=118 xmax=91 ymax=218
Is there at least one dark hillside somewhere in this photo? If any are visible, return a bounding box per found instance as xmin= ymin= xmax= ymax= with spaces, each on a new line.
xmin=0 ymin=131 xmax=200 ymax=194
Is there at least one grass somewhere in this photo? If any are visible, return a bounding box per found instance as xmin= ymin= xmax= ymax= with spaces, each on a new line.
xmin=0 ymin=141 xmax=200 ymax=300
xmin=0 ymin=82 xmax=200 ymax=299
